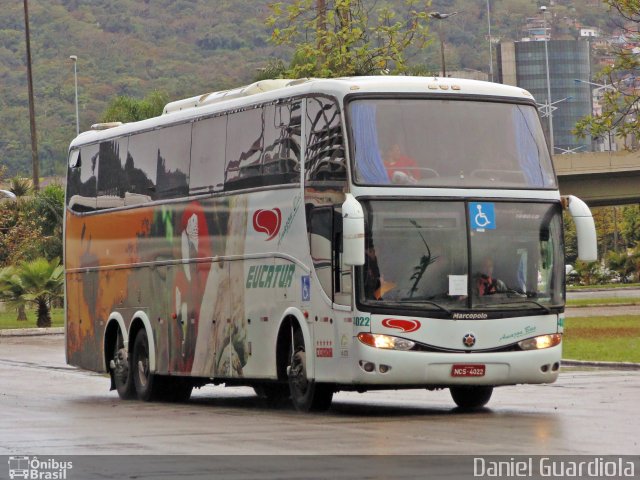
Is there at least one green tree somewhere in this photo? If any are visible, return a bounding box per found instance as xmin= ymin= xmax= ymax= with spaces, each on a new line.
xmin=574 ymin=1 xmax=640 ymax=148
xmin=267 ymin=0 xmax=431 ymax=78
xmin=101 ymin=90 xmax=169 ymax=123
xmin=0 ymin=266 xmax=27 ymax=321
xmin=0 ymin=258 xmax=64 ymax=328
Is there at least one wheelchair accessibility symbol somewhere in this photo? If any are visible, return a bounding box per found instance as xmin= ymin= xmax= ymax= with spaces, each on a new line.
xmin=470 ymin=202 xmax=496 ymax=230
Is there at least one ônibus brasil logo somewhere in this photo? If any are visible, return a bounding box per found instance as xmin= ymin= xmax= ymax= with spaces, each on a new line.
xmin=381 ymin=318 xmax=421 ymax=333
xmin=8 ymin=456 xmax=73 ymax=479
xmin=252 ymin=208 xmax=282 ymax=241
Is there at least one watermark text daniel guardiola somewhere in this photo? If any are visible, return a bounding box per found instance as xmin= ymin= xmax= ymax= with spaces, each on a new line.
xmin=474 ymin=457 xmax=635 ymax=478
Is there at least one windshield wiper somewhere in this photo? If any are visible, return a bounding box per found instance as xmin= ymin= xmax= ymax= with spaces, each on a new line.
xmin=398 ymin=297 xmax=452 ymax=315
xmin=488 ymin=300 xmax=551 ymax=314
xmin=407 ymin=220 xmax=438 ymax=298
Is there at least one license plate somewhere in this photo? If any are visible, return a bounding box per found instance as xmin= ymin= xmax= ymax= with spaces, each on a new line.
xmin=451 ymin=364 xmax=486 ymax=377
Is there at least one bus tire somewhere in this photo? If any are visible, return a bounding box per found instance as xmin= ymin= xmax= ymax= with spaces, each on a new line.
xmin=112 ymin=330 xmax=135 ymax=400
xmin=449 ymin=385 xmax=493 ymax=410
xmin=132 ymin=328 xmax=162 ymax=402
xmin=288 ymin=331 xmax=333 ymax=412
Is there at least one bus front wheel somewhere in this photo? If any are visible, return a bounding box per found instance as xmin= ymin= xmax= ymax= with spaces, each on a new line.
xmin=288 ymin=331 xmax=333 ymax=412
xmin=449 ymin=385 xmax=493 ymax=410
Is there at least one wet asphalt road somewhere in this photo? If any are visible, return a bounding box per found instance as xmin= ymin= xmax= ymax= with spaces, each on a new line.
xmin=0 ymin=334 xmax=638 ymax=457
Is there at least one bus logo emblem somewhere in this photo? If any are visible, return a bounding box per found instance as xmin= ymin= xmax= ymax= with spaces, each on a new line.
xmin=381 ymin=318 xmax=421 ymax=333
xmin=463 ymin=333 xmax=476 ymax=347
xmin=253 ymin=208 xmax=282 ymax=240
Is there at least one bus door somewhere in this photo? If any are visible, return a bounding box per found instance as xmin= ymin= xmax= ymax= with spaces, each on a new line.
xmin=308 ymin=206 xmax=352 ymax=370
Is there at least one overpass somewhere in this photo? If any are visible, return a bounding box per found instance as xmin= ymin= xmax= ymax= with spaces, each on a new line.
xmin=553 ymin=151 xmax=640 ymax=206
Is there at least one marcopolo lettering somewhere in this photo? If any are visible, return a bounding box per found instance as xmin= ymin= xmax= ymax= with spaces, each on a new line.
xmin=246 ymin=264 xmax=296 ymax=289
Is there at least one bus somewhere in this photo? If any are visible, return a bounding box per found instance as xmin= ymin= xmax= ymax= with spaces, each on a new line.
xmin=65 ymin=76 xmax=597 ymax=411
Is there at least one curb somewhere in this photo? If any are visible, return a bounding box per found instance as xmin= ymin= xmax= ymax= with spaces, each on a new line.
xmin=562 ymin=359 xmax=640 ymax=370
xmin=0 ymin=327 xmax=64 ymax=337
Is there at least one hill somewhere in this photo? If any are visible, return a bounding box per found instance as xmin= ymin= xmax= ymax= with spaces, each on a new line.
xmin=0 ymin=0 xmax=613 ymax=178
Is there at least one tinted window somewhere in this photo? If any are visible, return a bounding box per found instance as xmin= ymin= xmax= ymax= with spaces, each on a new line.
xmin=190 ymin=115 xmax=227 ymax=195
xmin=305 ymin=97 xmax=346 ymax=182
xmin=225 ymin=107 xmax=264 ymax=190
xmin=156 ymin=124 xmax=190 ymax=199
xmin=96 ymin=138 xmax=128 ymax=209
xmin=126 ymin=130 xmax=158 ymax=200
xmin=66 ymin=144 xmax=98 ymax=212
xmin=350 ymin=99 xmax=556 ymax=188
xmin=262 ymin=101 xmax=302 ymax=184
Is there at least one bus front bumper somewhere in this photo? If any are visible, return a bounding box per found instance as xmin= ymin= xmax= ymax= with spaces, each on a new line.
xmin=346 ymin=343 xmax=562 ymax=387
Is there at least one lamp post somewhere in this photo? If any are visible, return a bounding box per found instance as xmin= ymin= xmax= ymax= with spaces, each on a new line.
xmin=541 ymin=5 xmax=554 ymax=152
xmin=486 ymin=0 xmax=493 ymax=82
xmin=429 ymin=11 xmax=458 ymax=78
xmin=574 ymin=78 xmax=618 ymax=151
xmin=70 ymin=55 xmax=79 ymax=136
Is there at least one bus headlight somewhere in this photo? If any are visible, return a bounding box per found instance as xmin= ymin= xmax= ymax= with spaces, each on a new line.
xmin=357 ymin=333 xmax=415 ymax=351
xmin=518 ymin=334 xmax=562 ymax=350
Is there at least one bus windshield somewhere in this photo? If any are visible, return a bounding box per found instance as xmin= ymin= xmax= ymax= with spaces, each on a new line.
xmin=349 ymin=98 xmax=556 ymax=189
xmin=359 ymin=201 xmax=564 ymax=313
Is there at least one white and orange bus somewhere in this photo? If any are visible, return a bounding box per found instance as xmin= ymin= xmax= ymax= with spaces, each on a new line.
xmin=65 ymin=76 xmax=597 ymax=411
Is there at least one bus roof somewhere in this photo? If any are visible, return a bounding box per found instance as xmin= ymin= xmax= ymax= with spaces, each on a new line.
xmin=70 ymin=76 xmax=535 ymax=148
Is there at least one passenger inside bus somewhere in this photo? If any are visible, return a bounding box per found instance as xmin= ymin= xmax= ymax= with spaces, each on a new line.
xmin=475 ymin=257 xmax=507 ymax=296
xmin=384 ymin=144 xmax=420 ymax=184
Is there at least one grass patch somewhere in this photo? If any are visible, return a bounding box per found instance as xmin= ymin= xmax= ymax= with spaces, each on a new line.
xmin=567 ymin=283 xmax=640 ymax=291
xmin=563 ymin=316 xmax=640 ymax=363
xmin=566 ymin=297 xmax=640 ymax=307
xmin=0 ymin=307 xmax=64 ymax=329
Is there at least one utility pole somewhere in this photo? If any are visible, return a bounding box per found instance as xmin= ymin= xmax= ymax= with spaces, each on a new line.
xmin=23 ymin=0 xmax=39 ymax=191
xmin=316 ymin=0 xmax=327 ymax=68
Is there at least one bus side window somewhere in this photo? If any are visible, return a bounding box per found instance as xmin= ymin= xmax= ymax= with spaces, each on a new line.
xmin=262 ymin=101 xmax=302 ymax=185
xmin=225 ymin=107 xmax=265 ymax=190
xmin=190 ymin=115 xmax=227 ymax=195
xmin=67 ymin=145 xmax=98 ymax=212
xmin=96 ymin=138 xmax=128 ymax=210
xmin=156 ymin=124 xmax=190 ymax=199
xmin=309 ymin=207 xmax=334 ymax=299
xmin=305 ymin=96 xmax=346 ymax=183
xmin=126 ymin=131 xmax=159 ymax=200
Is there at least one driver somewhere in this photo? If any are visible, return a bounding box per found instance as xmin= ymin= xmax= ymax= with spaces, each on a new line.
xmin=476 ymin=257 xmax=507 ymax=296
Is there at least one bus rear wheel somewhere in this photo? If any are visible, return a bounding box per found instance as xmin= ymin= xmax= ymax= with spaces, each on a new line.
xmin=132 ymin=329 xmax=163 ymax=401
xmin=112 ymin=331 xmax=135 ymax=400
xmin=449 ymin=385 xmax=493 ymax=410
xmin=288 ymin=331 xmax=333 ymax=412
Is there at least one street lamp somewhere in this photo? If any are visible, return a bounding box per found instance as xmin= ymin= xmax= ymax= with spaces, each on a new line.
xmin=540 ymin=5 xmax=554 ymax=152
xmin=574 ymin=78 xmax=618 ymax=151
xmin=69 ymin=55 xmax=79 ymax=136
xmin=429 ymin=11 xmax=458 ymax=78
xmin=486 ymin=0 xmax=493 ymax=82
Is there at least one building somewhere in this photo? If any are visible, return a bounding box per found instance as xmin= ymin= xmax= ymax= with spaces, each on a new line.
xmin=497 ymin=39 xmax=592 ymax=154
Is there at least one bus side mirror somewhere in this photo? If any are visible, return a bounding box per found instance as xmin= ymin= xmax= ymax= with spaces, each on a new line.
xmin=342 ymin=194 xmax=365 ymax=266
xmin=562 ymin=195 xmax=597 ymax=262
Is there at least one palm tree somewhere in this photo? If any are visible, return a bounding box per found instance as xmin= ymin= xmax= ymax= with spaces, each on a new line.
xmin=0 ymin=266 xmax=27 ymax=321
xmin=9 ymin=176 xmax=33 ymax=198
xmin=0 ymin=258 xmax=63 ymax=327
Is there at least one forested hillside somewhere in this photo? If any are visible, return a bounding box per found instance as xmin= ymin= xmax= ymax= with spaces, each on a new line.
xmin=0 ymin=0 xmax=612 ymax=177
